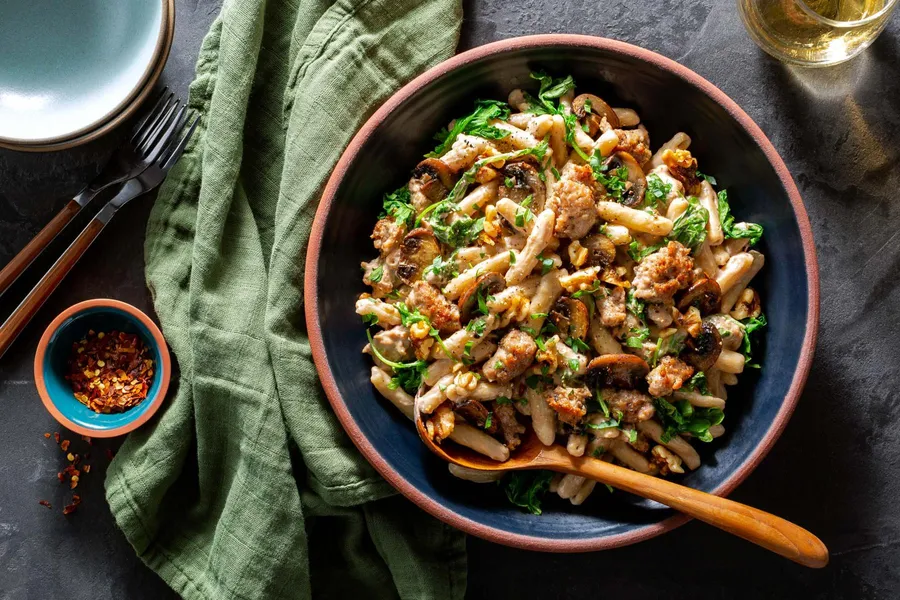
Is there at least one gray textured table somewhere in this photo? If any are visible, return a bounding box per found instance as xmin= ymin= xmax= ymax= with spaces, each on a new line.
xmin=2 ymin=1 xmax=899 ymax=598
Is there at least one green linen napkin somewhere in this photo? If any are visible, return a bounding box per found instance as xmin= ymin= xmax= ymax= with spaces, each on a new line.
xmin=103 ymin=1 xmax=466 ymax=598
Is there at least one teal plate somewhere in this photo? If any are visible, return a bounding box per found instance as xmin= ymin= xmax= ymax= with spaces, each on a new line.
xmin=0 ymin=0 xmax=166 ymax=146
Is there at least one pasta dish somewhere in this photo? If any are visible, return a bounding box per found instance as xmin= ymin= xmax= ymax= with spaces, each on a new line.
xmin=356 ymin=72 xmax=767 ymax=513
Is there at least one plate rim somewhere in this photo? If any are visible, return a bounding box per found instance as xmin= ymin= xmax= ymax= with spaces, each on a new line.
xmin=0 ymin=0 xmax=174 ymax=148
xmin=304 ymin=34 xmax=820 ymax=552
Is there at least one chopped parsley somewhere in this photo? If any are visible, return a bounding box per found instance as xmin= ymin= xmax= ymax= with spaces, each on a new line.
xmin=366 ymin=330 xmax=427 ymax=395
xmin=509 ymin=250 xmax=516 ymax=265
xmin=380 ymin=186 xmax=416 ymax=229
xmin=651 ymin=331 xmax=687 ymax=366
xmin=669 ymin=196 xmax=709 ymax=250
xmin=683 ymin=371 xmax=710 ymax=396
xmin=484 ymin=412 xmax=493 ymax=429
xmin=466 ymin=316 xmax=488 ymax=336
xmin=644 ymin=173 xmax=672 ymax=208
xmin=627 ymin=239 xmax=665 ymax=262
xmin=589 ymin=149 xmax=629 ymax=202
xmin=626 ymin=289 xmax=646 ymax=320
xmin=396 ymin=303 xmax=453 ymax=359
xmin=566 ymin=336 xmax=591 ymax=353
xmin=538 ymin=255 xmax=555 ymax=275
xmin=568 ymin=358 xmax=580 ymax=372
xmin=718 ymin=190 xmax=764 ymax=246
xmin=514 ymin=204 xmax=534 ymax=228
xmin=696 ymin=171 xmax=717 ymax=186
xmin=369 ymin=266 xmax=383 ymax=283
xmin=424 ymin=253 xmax=459 ymax=279
xmin=428 ymin=99 xmax=511 ymax=158
xmin=361 ymin=313 xmax=379 ymax=327
xmin=625 ymin=326 xmax=650 ymax=349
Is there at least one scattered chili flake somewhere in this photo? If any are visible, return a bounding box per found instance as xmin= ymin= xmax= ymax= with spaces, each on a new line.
xmin=60 ymin=440 xmax=70 ymax=452
xmin=65 ymin=330 xmax=155 ymax=413
xmin=81 ymin=435 xmax=93 ymax=445
xmin=44 ymin=433 xmax=51 ymax=439
xmin=66 ymin=453 xmax=75 ymax=462
xmin=70 ymin=475 xmax=79 ymax=490
xmin=62 ymin=495 xmax=81 ymax=515
xmin=57 ymin=472 xmax=65 ymax=483
xmin=53 ymin=432 xmax=60 ymax=444
xmin=39 ymin=500 xmax=52 ymax=509
xmin=105 ymin=448 xmax=115 ymax=461
xmin=83 ymin=465 xmax=91 ymax=474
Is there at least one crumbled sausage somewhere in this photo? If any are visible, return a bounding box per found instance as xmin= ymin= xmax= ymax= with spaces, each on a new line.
xmin=614 ymin=126 xmax=652 ymax=166
xmin=407 ymin=281 xmax=461 ymax=333
xmin=707 ymin=314 xmax=744 ymax=352
xmin=604 ymin=388 xmax=655 ymax=423
xmin=494 ymin=402 xmax=526 ymax=450
xmin=550 ymin=165 xmax=597 ymax=240
xmin=546 ymin=385 xmax=591 ymax=426
xmin=454 ymin=399 xmax=497 ymax=434
xmin=646 ymin=356 xmax=694 ymax=397
xmin=483 ymin=329 xmax=537 ymax=383
xmin=596 ymin=285 xmax=626 ymax=327
xmin=426 ymin=402 xmax=456 ymax=442
xmin=372 ymin=217 xmax=406 ymax=254
xmin=632 ymin=241 xmax=694 ymax=303
xmin=367 ymin=326 xmax=412 ymax=363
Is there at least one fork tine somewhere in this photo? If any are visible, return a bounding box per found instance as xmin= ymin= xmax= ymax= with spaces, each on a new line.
xmin=129 ymin=87 xmax=168 ymax=142
xmin=161 ymin=114 xmax=200 ymax=170
xmin=135 ymin=92 xmax=175 ymax=149
xmin=146 ymin=104 xmax=188 ymax=164
xmin=139 ymin=98 xmax=180 ymax=157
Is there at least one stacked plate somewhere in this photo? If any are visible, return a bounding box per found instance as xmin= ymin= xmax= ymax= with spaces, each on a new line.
xmin=0 ymin=0 xmax=174 ymax=152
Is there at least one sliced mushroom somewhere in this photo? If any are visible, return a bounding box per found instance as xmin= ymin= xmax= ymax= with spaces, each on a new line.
xmin=681 ymin=321 xmax=723 ymax=371
xmin=409 ymin=158 xmax=455 ymax=211
xmin=581 ymin=233 xmax=616 ymax=269
xmin=454 ymin=399 xmax=498 ymax=434
xmin=677 ymin=277 xmax=722 ymax=315
xmin=457 ymin=272 xmax=506 ymax=323
xmin=501 ymin=162 xmax=546 ymax=211
xmin=602 ymin=152 xmax=647 ymax=208
xmin=585 ymin=354 xmax=650 ymax=390
xmin=549 ymin=297 xmax=590 ymax=340
xmin=572 ymin=93 xmax=620 ymax=136
xmin=398 ymin=228 xmax=442 ymax=284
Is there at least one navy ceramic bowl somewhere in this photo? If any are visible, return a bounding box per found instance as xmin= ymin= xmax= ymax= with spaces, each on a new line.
xmin=34 ymin=299 xmax=171 ymax=438
xmin=305 ymin=35 xmax=818 ymax=551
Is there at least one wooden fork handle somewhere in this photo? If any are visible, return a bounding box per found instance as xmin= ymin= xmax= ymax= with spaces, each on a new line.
xmin=564 ymin=453 xmax=828 ymax=568
xmin=0 ymin=199 xmax=82 ymax=297
xmin=0 ymin=217 xmax=107 ymax=359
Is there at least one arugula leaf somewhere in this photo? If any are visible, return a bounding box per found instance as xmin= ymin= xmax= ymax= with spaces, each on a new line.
xmin=526 ymin=71 xmax=576 ymax=114
xmin=696 ymin=171 xmax=717 ymax=186
xmin=501 ymin=471 xmax=555 ymax=515
xmin=740 ymin=313 xmax=767 ymax=368
xmin=424 ymin=253 xmax=459 ymax=279
xmin=424 ymin=200 xmax=485 ymax=248
xmin=683 ymin=371 xmax=710 ymax=396
xmin=622 ymin=428 xmax=638 ymax=444
xmin=654 ymin=397 xmax=724 ymax=443
xmin=566 ymin=337 xmax=591 ymax=353
xmin=380 ymin=186 xmax=416 ymax=229
xmin=571 ymin=282 xmax=601 ymax=299
xmin=718 ymin=190 xmax=764 ymax=246
xmin=626 ymin=289 xmax=646 ymax=320
xmin=627 ymin=239 xmax=665 ymax=263
xmin=651 ymin=331 xmax=687 ymax=367
xmin=585 ymin=418 xmax=620 ymax=430
xmin=428 ymin=99 xmax=511 ymax=158
xmin=366 ymin=330 xmax=427 ymax=394
xmin=644 ymin=173 xmax=672 ymax=208
xmin=669 ymin=196 xmax=709 ymax=250
xmin=395 ymin=303 xmax=454 ymax=359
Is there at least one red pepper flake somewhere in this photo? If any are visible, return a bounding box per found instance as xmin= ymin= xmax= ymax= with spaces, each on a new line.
xmin=60 ymin=439 xmax=70 ymax=452
xmin=81 ymin=435 xmax=93 ymax=445
xmin=65 ymin=330 xmax=155 ymax=413
xmin=105 ymin=448 xmax=115 ymax=461
xmin=39 ymin=500 xmax=52 ymax=509
xmin=83 ymin=464 xmax=91 ymax=474
xmin=57 ymin=472 xmax=65 ymax=483
xmin=53 ymin=432 xmax=60 ymax=444
xmin=62 ymin=495 xmax=81 ymax=515
xmin=44 ymin=432 xmax=51 ymax=439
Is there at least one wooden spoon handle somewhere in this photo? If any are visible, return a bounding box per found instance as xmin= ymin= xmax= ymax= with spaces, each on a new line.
xmin=0 ymin=199 xmax=83 ymax=297
xmin=566 ymin=453 xmax=828 ymax=568
xmin=0 ymin=218 xmax=107 ymax=359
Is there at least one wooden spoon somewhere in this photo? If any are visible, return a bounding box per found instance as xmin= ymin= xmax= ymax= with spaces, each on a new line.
xmin=413 ymin=399 xmax=828 ymax=568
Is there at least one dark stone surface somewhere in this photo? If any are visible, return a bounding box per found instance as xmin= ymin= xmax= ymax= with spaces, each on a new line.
xmin=1 ymin=0 xmax=898 ymax=598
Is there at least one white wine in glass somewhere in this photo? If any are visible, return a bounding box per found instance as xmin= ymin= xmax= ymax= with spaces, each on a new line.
xmin=738 ymin=0 xmax=897 ymax=66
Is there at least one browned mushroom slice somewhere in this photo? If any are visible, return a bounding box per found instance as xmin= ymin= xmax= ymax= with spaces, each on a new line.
xmin=603 ymin=152 xmax=647 ymax=208
xmin=454 ymin=399 xmax=498 ymax=434
xmin=549 ymin=297 xmax=590 ymax=340
xmin=409 ymin=158 xmax=455 ymax=211
xmin=457 ymin=272 xmax=506 ymax=323
xmin=397 ymin=228 xmax=442 ymax=284
xmin=681 ymin=321 xmax=723 ymax=371
xmin=501 ymin=162 xmax=546 ymax=211
xmin=572 ymin=93 xmax=620 ymax=136
xmin=585 ymin=354 xmax=650 ymax=390
xmin=677 ymin=277 xmax=722 ymax=315
xmin=581 ymin=233 xmax=616 ymax=269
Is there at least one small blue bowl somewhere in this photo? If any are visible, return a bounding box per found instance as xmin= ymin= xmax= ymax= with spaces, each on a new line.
xmin=34 ymin=299 xmax=171 ymax=438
